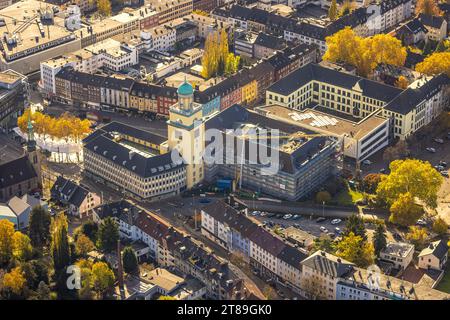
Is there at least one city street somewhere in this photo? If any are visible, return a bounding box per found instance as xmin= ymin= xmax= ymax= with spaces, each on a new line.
xmin=0 ymin=132 xmax=26 ymax=164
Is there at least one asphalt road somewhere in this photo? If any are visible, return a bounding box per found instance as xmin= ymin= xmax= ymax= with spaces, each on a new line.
xmin=0 ymin=132 xmax=26 ymax=164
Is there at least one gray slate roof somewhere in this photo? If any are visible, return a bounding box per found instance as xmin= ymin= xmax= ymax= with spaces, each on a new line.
xmin=83 ymin=122 xmax=184 ymax=178
xmin=0 ymin=155 xmax=37 ymax=189
xmin=301 ymin=251 xmax=354 ymax=278
xmin=268 ymin=63 xmax=403 ymax=102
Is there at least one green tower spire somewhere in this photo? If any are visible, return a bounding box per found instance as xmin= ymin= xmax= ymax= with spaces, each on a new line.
xmin=26 ymin=111 xmax=36 ymax=152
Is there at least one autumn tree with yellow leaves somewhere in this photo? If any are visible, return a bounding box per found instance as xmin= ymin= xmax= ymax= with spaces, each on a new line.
xmin=336 ymin=232 xmax=375 ymax=268
xmin=97 ymin=0 xmax=112 ymax=17
xmin=324 ymin=27 xmax=407 ymax=77
xmin=328 ymin=0 xmax=338 ymax=21
xmin=416 ymin=52 xmax=450 ymax=76
xmin=18 ymin=109 xmax=92 ymax=143
xmin=376 ymin=159 xmax=443 ymax=227
xmin=201 ymin=29 xmax=239 ymax=79
xmin=1 ymin=267 xmax=26 ymax=296
xmin=415 ymin=0 xmax=443 ymax=16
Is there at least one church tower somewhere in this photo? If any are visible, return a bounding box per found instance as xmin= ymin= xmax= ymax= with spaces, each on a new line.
xmin=167 ymin=79 xmax=205 ymax=190
xmin=25 ymin=114 xmax=41 ymax=184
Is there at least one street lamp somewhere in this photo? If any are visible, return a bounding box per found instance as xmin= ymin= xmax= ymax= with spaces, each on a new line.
xmin=322 ymin=201 xmax=325 ymax=218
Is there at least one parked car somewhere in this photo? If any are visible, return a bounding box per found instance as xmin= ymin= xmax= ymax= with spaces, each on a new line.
xmin=283 ymin=214 xmax=293 ymax=220
xmin=320 ymin=226 xmax=328 ymax=233
xmin=267 ymin=213 xmax=276 ymax=218
xmin=434 ymin=138 xmax=444 ymax=144
xmin=379 ymin=168 xmax=386 ymax=173
xmin=260 ymin=212 xmax=267 ymax=217
xmin=362 ymin=159 xmax=372 ymax=165
xmin=441 ymin=171 xmax=449 ymax=178
xmin=251 ymin=211 xmax=261 ymax=216
xmin=316 ymin=217 xmax=327 ymax=223
xmin=293 ymin=214 xmax=300 ymax=220
xmin=439 ymin=161 xmax=447 ymax=167
xmin=276 ymin=214 xmax=283 ymax=219
xmin=416 ymin=219 xmax=427 ymax=226
xmin=426 ymin=147 xmax=436 ymax=153
xmin=335 ymin=227 xmax=341 ymax=233
xmin=435 ymin=165 xmax=445 ymax=172
xmin=331 ymin=219 xmax=342 ymax=225
xmin=199 ymin=198 xmax=211 ymax=204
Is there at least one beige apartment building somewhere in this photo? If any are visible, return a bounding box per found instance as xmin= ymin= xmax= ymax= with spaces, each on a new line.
xmin=147 ymin=0 xmax=193 ymax=25
xmin=266 ymin=63 xmax=449 ymax=141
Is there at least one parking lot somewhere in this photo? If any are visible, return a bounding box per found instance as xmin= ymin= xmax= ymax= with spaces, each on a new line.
xmin=249 ymin=211 xmax=345 ymax=238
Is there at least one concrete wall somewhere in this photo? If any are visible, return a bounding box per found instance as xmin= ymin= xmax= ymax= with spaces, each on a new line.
xmin=237 ymin=199 xmax=357 ymax=218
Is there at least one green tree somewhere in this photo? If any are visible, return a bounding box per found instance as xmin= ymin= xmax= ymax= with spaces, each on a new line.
xmin=122 ymin=246 xmax=138 ymax=274
xmin=432 ymin=217 xmax=448 ymax=236
xmin=312 ymin=235 xmax=336 ymax=254
xmin=20 ymin=260 xmax=50 ymax=290
xmin=343 ymin=214 xmax=367 ymax=241
xmin=337 ymin=232 xmax=375 ymax=268
xmin=0 ymin=220 xmax=15 ymax=266
xmin=97 ymin=217 xmax=119 ymax=253
xmin=377 ymin=159 xmax=443 ymax=209
xmin=90 ymin=262 xmax=115 ymax=299
xmin=328 ymin=0 xmax=338 ymax=21
xmin=77 ymin=221 xmax=98 ymax=243
xmin=373 ymin=224 xmax=387 ymax=256
xmin=29 ymin=206 xmax=51 ymax=247
xmin=51 ymin=215 xmax=71 ymax=271
xmin=389 ymin=192 xmax=424 ymax=226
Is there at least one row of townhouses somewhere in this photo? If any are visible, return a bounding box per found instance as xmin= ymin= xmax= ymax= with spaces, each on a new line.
xmin=40 ymin=39 xmax=139 ymax=95
xmin=49 ymin=43 xmax=318 ymax=117
xmin=40 ymin=12 xmax=232 ymax=97
xmin=201 ymin=199 xmax=449 ymax=300
xmin=92 ymin=200 xmax=245 ymax=300
xmin=201 ymin=199 xmax=308 ymax=293
xmin=213 ymin=1 xmax=412 ymax=53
